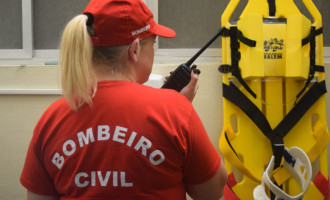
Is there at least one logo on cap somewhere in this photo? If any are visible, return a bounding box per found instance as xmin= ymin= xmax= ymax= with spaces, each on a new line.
xmin=132 ymin=24 xmax=151 ymax=36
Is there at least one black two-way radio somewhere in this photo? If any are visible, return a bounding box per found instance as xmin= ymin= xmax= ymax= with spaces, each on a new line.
xmin=161 ymin=28 xmax=225 ymax=92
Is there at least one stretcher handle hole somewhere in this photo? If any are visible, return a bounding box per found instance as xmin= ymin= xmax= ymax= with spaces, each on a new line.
xmin=311 ymin=114 xmax=319 ymax=132
xmin=232 ymin=160 xmax=244 ymax=183
xmin=231 ymin=114 xmax=238 ymax=133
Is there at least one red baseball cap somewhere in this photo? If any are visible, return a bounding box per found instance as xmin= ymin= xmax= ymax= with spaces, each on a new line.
xmin=83 ymin=0 xmax=176 ymax=46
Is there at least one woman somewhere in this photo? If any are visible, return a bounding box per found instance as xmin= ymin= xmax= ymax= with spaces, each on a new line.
xmin=20 ymin=0 xmax=227 ymax=199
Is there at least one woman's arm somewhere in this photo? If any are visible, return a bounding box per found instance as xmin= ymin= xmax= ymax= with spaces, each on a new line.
xmin=186 ymin=160 xmax=228 ymax=200
xmin=27 ymin=191 xmax=57 ymax=200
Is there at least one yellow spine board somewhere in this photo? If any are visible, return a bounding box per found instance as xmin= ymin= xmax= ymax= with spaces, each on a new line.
xmin=219 ymin=0 xmax=329 ymax=199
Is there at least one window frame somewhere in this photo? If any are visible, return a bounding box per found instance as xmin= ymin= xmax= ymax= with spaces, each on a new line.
xmin=0 ymin=0 xmax=329 ymax=64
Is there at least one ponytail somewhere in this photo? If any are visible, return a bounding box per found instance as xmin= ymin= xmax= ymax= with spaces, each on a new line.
xmin=59 ymin=15 xmax=96 ymax=111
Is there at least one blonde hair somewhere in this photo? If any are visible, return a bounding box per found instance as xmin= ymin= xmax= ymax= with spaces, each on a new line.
xmin=59 ymin=14 xmax=147 ymax=111
xmin=59 ymin=15 xmax=96 ymax=111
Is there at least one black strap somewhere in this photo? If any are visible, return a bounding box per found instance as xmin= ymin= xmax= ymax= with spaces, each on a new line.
xmin=274 ymin=81 xmax=326 ymax=138
xmin=218 ymin=64 xmax=232 ymax=73
xmin=267 ymin=0 xmax=276 ymax=16
xmin=297 ymin=27 xmax=324 ymax=103
xmin=223 ymin=80 xmax=327 ymax=169
xmin=237 ymin=31 xmax=257 ymax=47
xmin=302 ymin=27 xmax=323 ymax=46
xmin=221 ymin=27 xmax=257 ymax=98
xmin=314 ymin=65 xmax=325 ymax=72
xmin=223 ymin=82 xmax=283 ymax=166
xmin=220 ymin=27 xmax=230 ymax=37
xmin=223 ymin=82 xmax=272 ymax=137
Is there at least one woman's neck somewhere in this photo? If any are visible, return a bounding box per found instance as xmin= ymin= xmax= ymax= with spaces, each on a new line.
xmin=93 ymin=62 xmax=137 ymax=83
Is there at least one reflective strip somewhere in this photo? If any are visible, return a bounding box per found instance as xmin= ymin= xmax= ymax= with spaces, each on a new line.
xmin=313 ymin=172 xmax=329 ymax=197
xmin=228 ymin=173 xmax=237 ymax=188
xmin=224 ymin=184 xmax=240 ymax=200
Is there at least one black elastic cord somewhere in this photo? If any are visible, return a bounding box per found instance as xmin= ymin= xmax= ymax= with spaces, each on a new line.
xmin=85 ymin=13 xmax=94 ymax=27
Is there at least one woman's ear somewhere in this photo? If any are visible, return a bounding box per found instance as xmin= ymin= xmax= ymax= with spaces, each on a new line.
xmin=128 ymin=38 xmax=140 ymax=63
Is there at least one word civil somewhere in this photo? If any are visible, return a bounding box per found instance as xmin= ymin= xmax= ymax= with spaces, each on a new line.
xmin=75 ymin=171 xmax=133 ymax=188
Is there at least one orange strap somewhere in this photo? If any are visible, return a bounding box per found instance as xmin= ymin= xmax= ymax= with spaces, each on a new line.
xmin=313 ymin=172 xmax=330 ymax=199
xmin=224 ymin=183 xmax=240 ymax=200
xmin=228 ymin=173 xmax=237 ymax=188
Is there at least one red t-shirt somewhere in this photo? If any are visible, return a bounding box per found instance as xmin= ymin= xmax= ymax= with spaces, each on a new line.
xmin=20 ymin=81 xmax=221 ymax=199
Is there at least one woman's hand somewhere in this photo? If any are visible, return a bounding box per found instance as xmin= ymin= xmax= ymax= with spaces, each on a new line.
xmin=180 ymin=71 xmax=199 ymax=102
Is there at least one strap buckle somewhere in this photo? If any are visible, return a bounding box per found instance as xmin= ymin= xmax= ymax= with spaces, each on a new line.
xmin=271 ymin=135 xmax=285 ymax=169
xmin=219 ymin=64 xmax=232 ymax=73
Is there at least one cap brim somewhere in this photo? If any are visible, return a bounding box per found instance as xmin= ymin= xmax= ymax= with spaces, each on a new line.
xmin=153 ymin=24 xmax=176 ymax=38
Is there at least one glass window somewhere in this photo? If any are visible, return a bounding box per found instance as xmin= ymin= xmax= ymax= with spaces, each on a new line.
xmin=0 ymin=0 xmax=22 ymax=49
xmin=159 ymin=0 xmax=329 ymax=48
xmin=33 ymin=0 xmax=90 ymax=49
xmin=158 ymin=0 xmax=224 ymax=48
xmin=0 ymin=0 xmax=329 ymax=62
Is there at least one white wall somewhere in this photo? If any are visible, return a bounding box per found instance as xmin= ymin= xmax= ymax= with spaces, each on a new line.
xmin=0 ymin=63 xmax=329 ymax=199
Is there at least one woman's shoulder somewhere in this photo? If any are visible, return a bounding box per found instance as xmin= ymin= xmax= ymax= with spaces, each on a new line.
xmin=137 ymin=84 xmax=192 ymax=106
xmin=46 ymin=97 xmax=71 ymax=113
xmin=36 ymin=97 xmax=72 ymax=124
